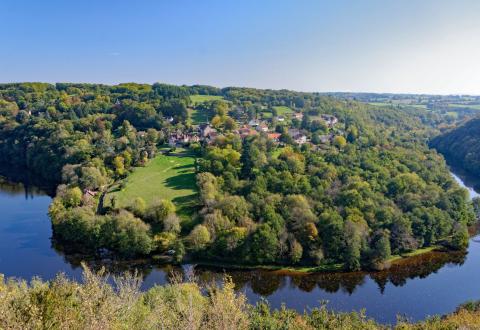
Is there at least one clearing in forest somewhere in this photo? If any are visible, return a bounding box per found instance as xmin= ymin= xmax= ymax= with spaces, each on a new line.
xmin=105 ymin=148 xmax=198 ymax=218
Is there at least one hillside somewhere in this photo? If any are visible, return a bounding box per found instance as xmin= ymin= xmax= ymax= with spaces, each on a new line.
xmin=430 ymin=117 xmax=480 ymax=177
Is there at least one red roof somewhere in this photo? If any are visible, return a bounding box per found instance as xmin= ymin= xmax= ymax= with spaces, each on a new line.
xmin=268 ymin=133 xmax=281 ymax=140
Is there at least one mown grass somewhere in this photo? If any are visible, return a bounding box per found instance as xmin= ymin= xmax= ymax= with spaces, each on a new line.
xmin=188 ymin=108 xmax=209 ymax=125
xmin=105 ymin=148 xmax=198 ymax=219
xmin=273 ymin=105 xmax=294 ymax=116
xmin=189 ymin=94 xmax=224 ymax=105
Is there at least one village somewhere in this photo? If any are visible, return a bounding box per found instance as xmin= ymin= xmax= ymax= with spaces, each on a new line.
xmin=166 ymin=109 xmax=339 ymax=149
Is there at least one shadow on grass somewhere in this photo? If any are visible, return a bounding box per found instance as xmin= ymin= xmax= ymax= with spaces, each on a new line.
xmin=173 ymin=164 xmax=194 ymax=170
xmin=164 ymin=173 xmax=197 ymax=191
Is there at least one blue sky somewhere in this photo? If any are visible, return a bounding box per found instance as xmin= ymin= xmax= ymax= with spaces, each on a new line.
xmin=1 ymin=0 xmax=480 ymax=94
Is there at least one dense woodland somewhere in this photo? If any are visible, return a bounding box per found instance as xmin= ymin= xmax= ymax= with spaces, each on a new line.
xmin=0 ymin=82 xmax=475 ymax=271
xmin=430 ymin=117 xmax=480 ymax=177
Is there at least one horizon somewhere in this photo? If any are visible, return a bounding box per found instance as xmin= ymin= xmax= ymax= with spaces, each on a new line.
xmin=2 ymin=80 xmax=479 ymax=97
xmin=2 ymin=0 xmax=480 ymax=94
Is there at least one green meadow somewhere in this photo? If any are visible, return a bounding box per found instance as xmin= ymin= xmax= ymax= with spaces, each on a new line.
xmin=105 ymin=148 xmax=198 ymax=218
xmin=188 ymin=108 xmax=209 ymax=124
xmin=273 ymin=105 xmax=294 ymax=116
xmin=189 ymin=94 xmax=224 ymax=105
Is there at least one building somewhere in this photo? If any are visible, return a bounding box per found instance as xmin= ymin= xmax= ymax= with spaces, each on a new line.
xmin=275 ymin=116 xmax=285 ymax=122
xmin=239 ymin=125 xmax=258 ymax=139
xmin=321 ymin=114 xmax=338 ymax=127
xmin=256 ymin=123 xmax=269 ymax=132
xmin=293 ymin=112 xmax=304 ymax=120
xmin=294 ymin=134 xmax=307 ymax=144
xmin=288 ymin=128 xmax=307 ymax=145
xmin=267 ymin=132 xmax=281 ymax=142
xmin=248 ymin=119 xmax=260 ymax=127
xmin=199 ymin=124 xmax=217 ymax=138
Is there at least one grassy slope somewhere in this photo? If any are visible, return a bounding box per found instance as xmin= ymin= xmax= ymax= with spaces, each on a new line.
xmin=189 ymin=94 xmax=224 ymax=105
xmin=188 ymin=108 xmax=209 ymax=125
xmin=188 ymin=95 xmax=225 ymax=125
xmin=273 ymin=105 xmax=294 ymax=116
xmin=106 ymin=149 xmax=198 ymax=218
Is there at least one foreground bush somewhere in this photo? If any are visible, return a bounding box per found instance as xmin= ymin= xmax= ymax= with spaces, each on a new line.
xmin=0 ymin=266 xmax=479 ymax=329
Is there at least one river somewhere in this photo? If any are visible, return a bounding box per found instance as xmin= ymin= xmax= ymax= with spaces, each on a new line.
xmin=0 ymin=173 xmax=479 ymax=324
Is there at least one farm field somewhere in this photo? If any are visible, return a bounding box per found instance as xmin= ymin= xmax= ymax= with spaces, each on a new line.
xmin=105 ymin=148 xmax=198 ymax=218
xmin=368 ymin=102 xmax=427 ymax=109
xmin=189 ymin=94 xmax=224 ymax=105
xmin=448 ymin=103 xmax=480 ymax=110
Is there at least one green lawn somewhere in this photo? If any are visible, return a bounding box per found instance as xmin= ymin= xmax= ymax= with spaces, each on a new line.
xmin=188 ymin=108 xmax=209 ymax=125
xmin=105 ymin=149 xmax=198 ymax=218
xmin=446 ymin=111 xmax=459 ymax=118
xmin=189 ymin=94 xmax=224 ymax=105
xmin=273 ymin=106 xmax=294 ymax=116
xmin=260 ymin=110 xmax=273 ymax=119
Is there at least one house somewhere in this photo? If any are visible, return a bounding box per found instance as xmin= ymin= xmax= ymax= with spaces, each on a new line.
xmin=205 ymin=131 xmax=218 ymax=144
xmin=188 ymin=134 xmax=200 ymax=143
xmin=267 ymin=132 xmax=281 ymax=142
xmin=289 ymin=128 xmax=307 ymax=145
xmin=294 ymin=134 xmax=307 ymax=144
xmin=288 ymin=128 xmax=301 ymax=137
xmin=239 ymin=125 xmax=258 ymax=139
xmin=199 ymin=124 xmax=217 ymax=138
xmin=248 ymin=119 xmax=260 ymax=127
xmin=275 ymin=116 xmax=285 ymax=122
xmin=256 ymin=123 xmax=269 ymax=132
xmin=293 ymin=112 xmax=304 ymax=120
xmin=321 ymin=114 xmax=338 ymax=127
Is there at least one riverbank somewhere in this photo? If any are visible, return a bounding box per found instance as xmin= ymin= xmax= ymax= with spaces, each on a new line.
xmin=188 ymin=244 xmax=445 ymax=275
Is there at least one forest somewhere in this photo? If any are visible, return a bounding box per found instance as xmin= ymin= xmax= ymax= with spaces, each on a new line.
xmin=0 ymin=82 xmax=475 ymax=271
xmin=430 ymin=117 xmax=480 ymax=177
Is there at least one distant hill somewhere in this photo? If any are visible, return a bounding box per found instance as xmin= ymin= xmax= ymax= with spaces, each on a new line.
xmin=430 ymin=117 xmax=480 ymax=177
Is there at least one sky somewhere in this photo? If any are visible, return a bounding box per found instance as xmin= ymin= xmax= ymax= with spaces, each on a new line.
xmin=1 ymin=0 xmax=480 ymax=94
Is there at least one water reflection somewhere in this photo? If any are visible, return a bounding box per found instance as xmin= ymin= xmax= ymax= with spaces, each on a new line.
xmin=190 ymin=249 xmax=467 ymax=297
xmin=0 ymin=177 xmax=47 ymax=199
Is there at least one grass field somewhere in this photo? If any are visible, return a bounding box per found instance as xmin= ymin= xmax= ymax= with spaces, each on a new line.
xmin=105 ymin=149 xmax=198 ymax=218
xmin=448 ymin=103 xmax=480 ymax=110
xmin=446 ymin=111 xmax=459 ymax=118
xmin=189 ymin=94 xmax=224 ymax=105
xmin=188 ymin=108 xmax=209 ymax=125
xmin=273 ymin=106 xmax=294 ymax=116
xmin=260 ymin=110 xmax=273 ymax=119
xmin=368 ymin=102 xmax=427 ymax=109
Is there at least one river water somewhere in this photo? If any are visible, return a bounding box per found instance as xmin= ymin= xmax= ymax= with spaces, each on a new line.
xmin=0 ymin=173 xmax=479 ymax=324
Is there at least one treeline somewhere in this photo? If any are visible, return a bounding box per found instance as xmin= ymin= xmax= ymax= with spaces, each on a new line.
xmin=0 ymin=266 xmax=479 ymax=329
xmin=430 ymin=117 xmax=480 ymax=177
